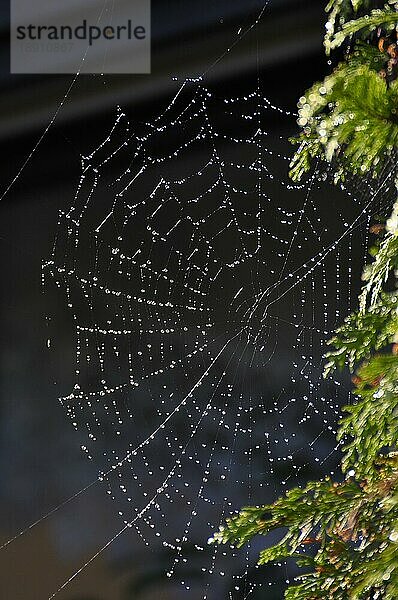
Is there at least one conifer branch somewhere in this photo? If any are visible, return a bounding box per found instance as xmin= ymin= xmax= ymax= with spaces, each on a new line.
xmin=214 ymin=2 xmax=398 ymax=597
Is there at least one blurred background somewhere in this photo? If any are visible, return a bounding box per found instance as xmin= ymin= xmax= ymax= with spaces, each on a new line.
xmin=0 ymin=1 xmax=366 ymax=599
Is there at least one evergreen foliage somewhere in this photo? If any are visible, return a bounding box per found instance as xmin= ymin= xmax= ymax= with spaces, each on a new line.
xmin=290 ymin=3 xmax=398 ymax=183
xmin=324 ymin=1 xmax=387 ymax=55
xmin=290 ymin=61 xmax=398 ymax=182
xmin=328 ymin=4 xmax=398 ymax=52
xmin=212 ymin=2 xmax=398 ymax=598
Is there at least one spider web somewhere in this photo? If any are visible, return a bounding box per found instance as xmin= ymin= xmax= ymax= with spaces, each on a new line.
xmin=43 ymin=82 xmax=395 ymax=599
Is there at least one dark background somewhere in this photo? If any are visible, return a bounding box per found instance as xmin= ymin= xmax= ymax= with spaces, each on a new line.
xmin=0 ymin=1 xmax=361 ymax=599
